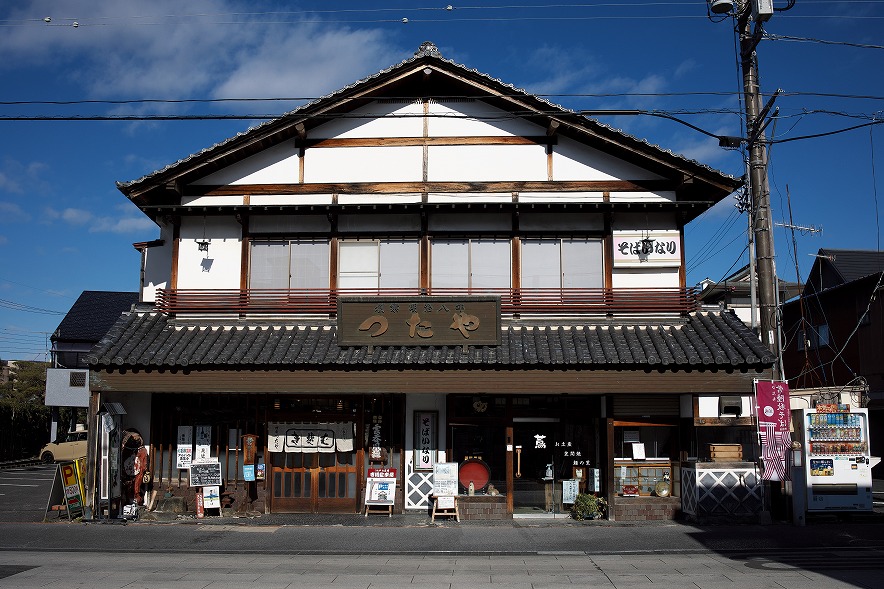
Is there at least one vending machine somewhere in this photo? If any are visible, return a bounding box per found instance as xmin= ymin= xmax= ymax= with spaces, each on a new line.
xmin=793 ymin=405 xmax=873 ymax=512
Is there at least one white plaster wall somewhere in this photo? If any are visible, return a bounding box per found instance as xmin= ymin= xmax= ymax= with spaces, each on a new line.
xmin=519 ymin=192 xmax=605 ymax=203
xmin=192 ymin=142 xmax=299 ymax=185
xmin=612 ymin=267 xmax=680 ymax=288
xmin=427 ymin=145 xmax=547 ymax=181
xmin=176 ymin=216 xmax=242 ymax=289
xmin=697 ymin=395 xmax=753 ymax=418
xmin=250 ymin=194 xmax=334 ymax=206
xmin=312 ymin=100 xmax=425 ymax=138
xmin=609 ymin=190 xmax=677 ymax=203
xmin=553 ymin=136 xmax=664 ymax=181
xmin=337 ymin=193 xmax=423 ymax=205
xmin=427 ymin=100 xmax=544 ymax=137
xmin=304 ymin=146 xmax=423 ymax=183
xmin=141 ymin=223 xmax=174 ymax=303
xmin=107 ymin=392 xmax=152 ymax=447
xmin=181 ymin=195 xmax=244 ymax=207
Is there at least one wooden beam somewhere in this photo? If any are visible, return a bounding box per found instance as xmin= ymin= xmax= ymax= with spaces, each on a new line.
xmin=294 ymin=136 xmax=557 ymax=148
xmin=188 ymin=180 xmax=674 ymax=197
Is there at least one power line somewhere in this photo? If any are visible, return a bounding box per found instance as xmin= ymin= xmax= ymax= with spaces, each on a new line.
xmin=0 ymin=299 xmax=65 ymax=315
xmin=764 ymin=33 xmax=884 ymax=51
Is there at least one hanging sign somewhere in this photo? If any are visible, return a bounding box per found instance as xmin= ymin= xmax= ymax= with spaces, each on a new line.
xmin=612 ymin=232 xmax=681 ymax=267
xmin=414 ymin=411 xmax=437 ymax=471
xmin=194 ymin=425 xmax=212 ymax=463
xmin=755 ymin=380 xmax=792 ymax=481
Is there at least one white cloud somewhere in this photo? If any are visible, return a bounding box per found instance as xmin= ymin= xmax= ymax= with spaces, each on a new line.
xmin=0 ymin=202 xmax=30 ymax=223
xmin=0 ymin=159 xmax=50 ymax=196
xmin=0 ymin=1 xmax=403 ymax=105
xmin=43 ymin=205 xmax=156 ymax=234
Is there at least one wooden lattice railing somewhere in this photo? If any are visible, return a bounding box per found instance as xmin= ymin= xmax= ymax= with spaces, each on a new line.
xmin=155 ymin=287 xmax=699 ymax=316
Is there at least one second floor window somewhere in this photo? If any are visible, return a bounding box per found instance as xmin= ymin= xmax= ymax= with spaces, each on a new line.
xmin=431 ymin=238 xmax=511 ymax=289
xmin=521 ymin=238 xmax=603 ymax=289
xmin=338 ymin=240 xmax=419 ymax=290
xmin=250 ymin=240 xmax=330 ymax=289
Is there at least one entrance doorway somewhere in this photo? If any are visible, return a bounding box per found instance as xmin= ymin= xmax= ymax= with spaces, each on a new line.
xmin=268 ymin=420 xmax=360 ymax=513
xmin=512 ymin=420 xmax=562 ymax=515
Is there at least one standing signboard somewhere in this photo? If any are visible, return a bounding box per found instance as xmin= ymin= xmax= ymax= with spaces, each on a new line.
xmin=176 ymin=425 xmax=193 ymax=470
xmin=365 ymin=467 xmax=397 ymax=517
xmin=61 ymin=460 xmax=85 ymax=519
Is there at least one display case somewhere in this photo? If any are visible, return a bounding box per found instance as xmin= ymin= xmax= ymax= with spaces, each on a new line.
xmin=794 ymin=406 xmax=873 ymax=512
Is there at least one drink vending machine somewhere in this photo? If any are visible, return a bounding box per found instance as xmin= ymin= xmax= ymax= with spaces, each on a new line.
xmin=792 ymin=405 xmax=873 ymax=512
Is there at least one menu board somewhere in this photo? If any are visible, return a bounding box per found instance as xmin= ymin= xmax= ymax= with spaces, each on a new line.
xmin=189 ymin=461 xmax=222 ymax=487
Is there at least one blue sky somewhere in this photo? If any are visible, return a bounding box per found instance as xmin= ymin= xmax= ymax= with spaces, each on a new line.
xmin=1 ymin=1 xmax=882 ymax=360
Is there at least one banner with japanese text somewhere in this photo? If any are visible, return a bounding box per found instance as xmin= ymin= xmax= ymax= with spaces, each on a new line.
xmin=755 ymin=380 xmax=791 ymax=481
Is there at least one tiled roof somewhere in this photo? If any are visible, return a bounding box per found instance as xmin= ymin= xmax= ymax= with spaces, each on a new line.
xmin=88 ymin=311 xmax=774 ymax=370
xmin=818 ymin=248 xmax=884 ymax=285
xmin=52 ymin=291 xmax=139 ymax=343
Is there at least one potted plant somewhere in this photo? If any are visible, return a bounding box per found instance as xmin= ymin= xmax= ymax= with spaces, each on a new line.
xmin=570 ymin=493 xmax=607 ymax=521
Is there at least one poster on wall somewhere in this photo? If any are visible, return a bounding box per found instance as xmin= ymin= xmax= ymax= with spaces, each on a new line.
xmin=414 ymin=411 xmax=438 ymax=471
xmin=176 ymin=425 xmax=193 ymax=470
xmin=194 ymin=425 xmax=212 ymax=463
xmin=755 ymin=380 xmax=792 ymax=481
xmin=202 ymin=486 xmax=221 ymax=509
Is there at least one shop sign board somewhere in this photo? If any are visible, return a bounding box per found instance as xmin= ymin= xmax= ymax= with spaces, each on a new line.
xmin=365 ymin=468 xmax=397 ymax=506
xmin=432 ymin=462 xmax=459 ymax=497
xmin=60 ymin=460 xmax=85 ymax=519
xmin=194 ymin=425 xmax=212 ymax=463
xmin=337 ymin=296 xmax=501 ymax=346
xmin=176 ymin=425 xmax=193 ymax=469
xmin=189 ymin=461 xmax=222 ymax=487
xmin=612 ymin=232 xmax=680 ymax=267
xmin=414 ymin=411 xmax=437 ymax=470
xmin=562 ymin=479 xmax=579 ymax=505
xmin=203 ymin=486 xmax=221 ymax=509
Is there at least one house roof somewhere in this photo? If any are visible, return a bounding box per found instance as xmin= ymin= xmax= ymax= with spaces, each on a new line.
xmin=87 ymin=310 xmax=774 ymax=371
xmin=816 ymin=248 xmax=884 ymax=285
xmin=52 ymin=291 xmax=139 ymax=343
xmin=697 ymin=264 xmax=801 ymax=304
xmin=117 ymin=42 xmax=741 ymax=210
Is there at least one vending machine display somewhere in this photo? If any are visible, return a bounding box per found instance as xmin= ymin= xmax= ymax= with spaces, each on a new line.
xmin=794 ymin=406 xmax=873 ymax=512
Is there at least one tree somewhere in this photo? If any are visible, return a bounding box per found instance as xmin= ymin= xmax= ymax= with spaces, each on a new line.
xmin=0 ymin=361 xmax=51 ymax=460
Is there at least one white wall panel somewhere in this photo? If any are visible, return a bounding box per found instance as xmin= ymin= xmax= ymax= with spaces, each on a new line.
xmin=312 ymin=100 xmax=424 ymax=138
xmin=141 ymin=223 xmax=173 ymax=303
xmin=518 ymin=192 xmax=605 ymax=203
xmin=192 ymin=142 xmax=298 ymax=185
xmin=426 ymin=192 xmax=513 ymax=203
xmin=553 ymin=136 xmax=663 ymax=181
xmin=609 ymin=191 xmax=676 ymax=203
xmin=426 ymin=100 xmax=543 ymax=137
xmin=427 ymin=145 xmax=546 ymax=181
xmin=250 ymin=194 xmax=334 ymax=206
xmin=337 ymin=193 xmax=422 ymax=205
xmin=304 ymin=146 xmax=423 ymax=182
xmin=177 ymin=216 xmax=242 ymax=289
xmin=612 ymin=267 xmax=680 ymax=289
xmin=181 ymin=195 xmax=244 ymax=206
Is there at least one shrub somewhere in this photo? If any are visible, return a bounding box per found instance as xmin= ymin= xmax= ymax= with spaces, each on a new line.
xmin=570 ymin=493 xmax=607 ymax=520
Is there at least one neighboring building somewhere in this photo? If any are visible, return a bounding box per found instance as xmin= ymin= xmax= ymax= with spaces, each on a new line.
xmin=86 ymin=43 xmax=774 ymax=521
xmin=46 ymin=291 xmax=137 ymax=441
xmin=781 ymin=248 xmax=884 ymax=474
xmin=698 ymin=264 xmax=801 ymax=327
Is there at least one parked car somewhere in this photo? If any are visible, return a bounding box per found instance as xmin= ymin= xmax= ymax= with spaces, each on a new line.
xmin=39 ymin=429 xmax=87 ymax=463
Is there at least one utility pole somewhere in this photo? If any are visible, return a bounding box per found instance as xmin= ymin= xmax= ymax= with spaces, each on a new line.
xmin=737 ymin=4 xmax=782 ymax=378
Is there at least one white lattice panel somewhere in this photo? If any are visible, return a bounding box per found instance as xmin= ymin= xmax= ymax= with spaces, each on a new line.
xmin=405 ymin=453 xmax=434 ymax=510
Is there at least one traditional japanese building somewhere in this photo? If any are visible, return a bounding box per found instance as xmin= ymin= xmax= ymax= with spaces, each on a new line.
xmin=86 ymin=42 xmax=774 ymax=521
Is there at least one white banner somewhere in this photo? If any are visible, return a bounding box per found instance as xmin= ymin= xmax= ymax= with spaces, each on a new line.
xmin=267 ymin=422 xmax=354 ymax=453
